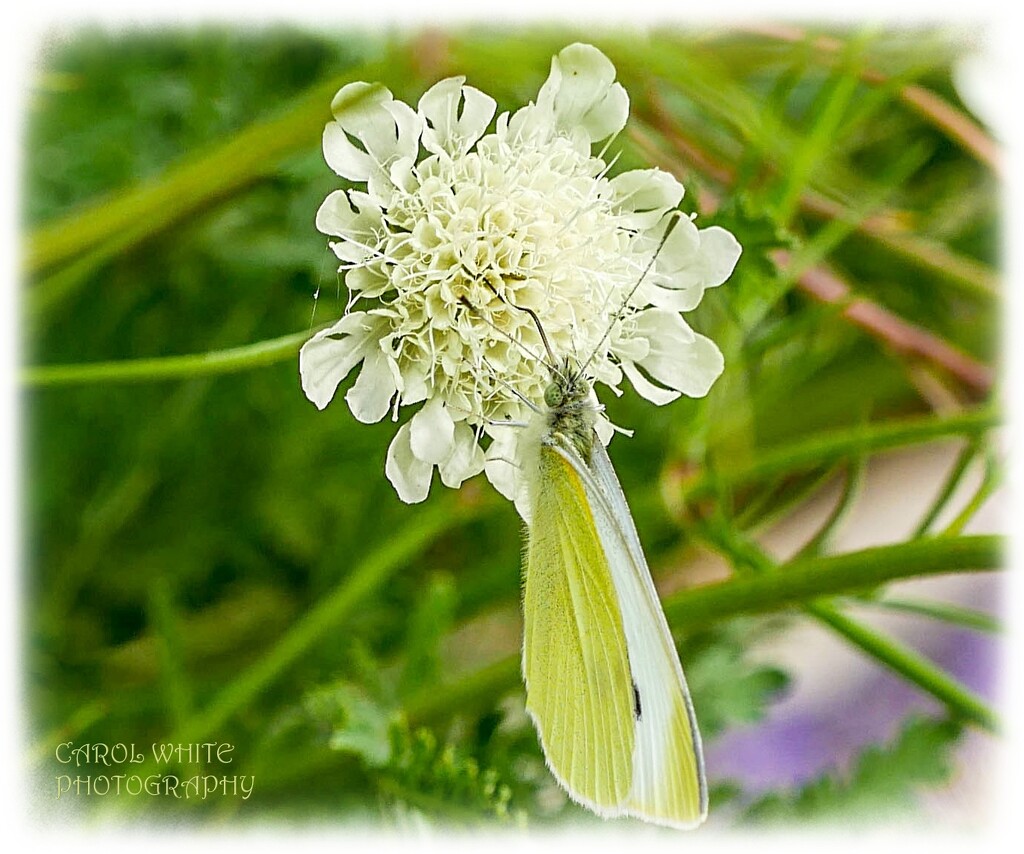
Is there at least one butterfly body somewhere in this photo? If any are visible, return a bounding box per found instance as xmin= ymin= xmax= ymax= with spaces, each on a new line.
xmin=520 ymin=362 xmax=707 ymax=828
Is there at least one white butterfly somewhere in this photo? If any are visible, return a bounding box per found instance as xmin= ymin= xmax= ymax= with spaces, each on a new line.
xmin=517 ymin=352 xmax=707 ymax=828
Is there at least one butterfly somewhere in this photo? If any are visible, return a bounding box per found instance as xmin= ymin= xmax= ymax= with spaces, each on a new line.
xmin=512 ymin=347 xmax=706 ymax=828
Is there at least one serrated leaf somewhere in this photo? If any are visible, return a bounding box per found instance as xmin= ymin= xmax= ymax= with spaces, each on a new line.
xmin=743 ymin=715 xmax=963 ymax=824
xmin=682 ymin=622 xmax=791 ymax=738
xmin=379 ymin=720 xmax=520 ymax=824
xmin=304 ymin=681 xmax=395 ymax=768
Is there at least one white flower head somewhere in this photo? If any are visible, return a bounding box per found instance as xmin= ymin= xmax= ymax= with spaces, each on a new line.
xmin=300 ymin=43 xmax=741 ymax=505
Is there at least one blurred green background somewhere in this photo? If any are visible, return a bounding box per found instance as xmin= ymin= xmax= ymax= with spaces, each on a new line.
xmin=23 ymin=25 xmax=1001 ymax=829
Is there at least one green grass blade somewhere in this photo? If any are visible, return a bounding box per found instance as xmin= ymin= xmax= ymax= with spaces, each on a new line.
xmin=846 ymin=595 xmax=1000 ymax=634
xmin=26 ymin=67 xmax=390 ymax=277
xmin=792 ymin=455 xmax=866 ymax=561
xmin=940 ymin=447 xmax=1001 ymax=537
xmin=774 ymin=33 xmax=870 ymax=223
xmin=913 ymin=438 xmax=981 ymax=537
xmin=147 ymin=578 xmax=195 ymax=733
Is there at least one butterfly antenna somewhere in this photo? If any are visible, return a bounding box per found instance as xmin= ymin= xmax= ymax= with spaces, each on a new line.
xmin=465 ymin=283 xmax=562 ymax=378
xmin=479 ymin=353 xmax=545 ymax=415
xmin=511 ymin=302 xmax=559 ymax=371
xmin=576 ymin=211 xmax=682 ymax=380
xmin=457 ymin=296 xmax=549 ymax=369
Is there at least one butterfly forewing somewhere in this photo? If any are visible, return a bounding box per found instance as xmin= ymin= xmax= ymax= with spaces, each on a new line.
xmin=529 ymin=437 xmax=706 ymax=828
xmin=586 ymin=440 xmax=707 ymax=825
xmin=523 ymin=445 xmax=636 ymax=813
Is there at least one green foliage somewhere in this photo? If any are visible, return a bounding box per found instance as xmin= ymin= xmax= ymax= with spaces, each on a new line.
xmin=377 ymin=722 xmax=521 ymax=825
xmin=710 ymin=194 xmax=796 ymax=284
xmin=398 ymin=573 xmax=458 ymax=699
xmin=308 ymin=681 xmax=395 ymax=768
xmin=683 ymin=621 xmax=791 ymax=738
xmin=743 ymin=716 xmax=964 ymax=824
xmin=22 ymin=24 xmax=1001 ymax=830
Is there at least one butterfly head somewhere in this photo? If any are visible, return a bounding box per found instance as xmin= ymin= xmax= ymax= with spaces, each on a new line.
xmin=542 ymin=358 xmax=598 ymax=460
xmin=543 ymin=358 xmax=592 ymax=411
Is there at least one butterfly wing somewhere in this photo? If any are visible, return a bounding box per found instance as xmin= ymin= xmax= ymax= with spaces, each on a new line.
xmin=523 ymin=443 xmax=637 ymax=815
xmin=559 ymin=438 xmax=707 ymax=828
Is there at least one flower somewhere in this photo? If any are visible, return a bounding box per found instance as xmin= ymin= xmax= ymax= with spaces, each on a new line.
xmin=300 ymin=43 xmax=741 ymax=506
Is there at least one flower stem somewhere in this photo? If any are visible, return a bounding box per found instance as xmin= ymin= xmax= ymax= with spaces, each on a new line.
xmin=695 ymin=519 xmax=1002 ymax=732
xmin=782 ymin=257 xmax=994 ymax=394
xmin=805 ymin=600 xmax=998 ymax=731
xmin=682 ymin=406 xmax=999 ymax=502
xmin=405 ymin=534 xmax=1003 ymax=726
xmin=662 ymin=534 xmax=1002 ymax=628
xmin=22 ymin=330 xmax=312 ymax=387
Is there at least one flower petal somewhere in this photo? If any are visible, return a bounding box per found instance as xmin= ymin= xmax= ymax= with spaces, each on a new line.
xmin=299 ymin=312 xmax=380 ymax=410
xmin=648 ymin=217 xmax=742 ymax=311
xmin=368 ymin=101 xmax=423 ymax=201
xmin=419 ymin=76 xmax=497 ymax=158
xmin=345 ymin=345 xmax=398 ymax=424
xmin=512 ymin=487 xmax=532 ymax=523
xmin=697 ymin=225 xmax=743 ymax=289
xmin=399 ymin=359 xmax=430 ymax=406
xmin=503 ymin=102 xmax=548 ymax=145
xmin=322 ymin=120 xmax=372 ymax=183
xmin=483 ymin=425 xmax=521 ymax=502
xmin=484 ymin=423 xmax=534 ymax=521
xmin=324 ymin=82 xmax=423 ymax=205
xmin=323 ymin=83 xmax=396 ymax=181
xmin=633 ymin=309 xmax=724 ymax=398
xmin=386 ymin=423 xmax=434 ymax=503
xmin=538 ymin=43 xmax=629 ymax=142
xmin=344 ymin=264 xmax=391 ymax=298
xmin=649 ymin=214 xmax=700 ymax=288
xmin=593 ymin=414 xmax=615 ymax=446
xmin=331 ymin=83 xmax=420 ymax=165
xmin=439 ymin=422 xmax=486 ymax=488
xmin=316 ymin=190 xmax=384 ymax=264
xmin=610 ymin=168 xmax=685 ymax=230
xmin=621 ymin=360 xmax=681 ymax=406
xmin=409 ymin=397 xmax=456 ymax=465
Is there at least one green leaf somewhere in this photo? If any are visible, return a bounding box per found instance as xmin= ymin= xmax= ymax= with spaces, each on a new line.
xmin=706 ymin=193 xmax=796 ymax=330
xmin=743 ymin=715 xmax=963 ymax=824
xmin=304 ymin=681 xmax=395 ymax=768
xmin=683 ymin=620 xmax=790 ymax=738
xmin=378 ymin=721 xmax=520 ymax=825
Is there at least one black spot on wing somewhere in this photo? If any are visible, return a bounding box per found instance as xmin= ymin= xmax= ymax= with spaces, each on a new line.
xmin=632 ymin=679 xmax=642 ymax=721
